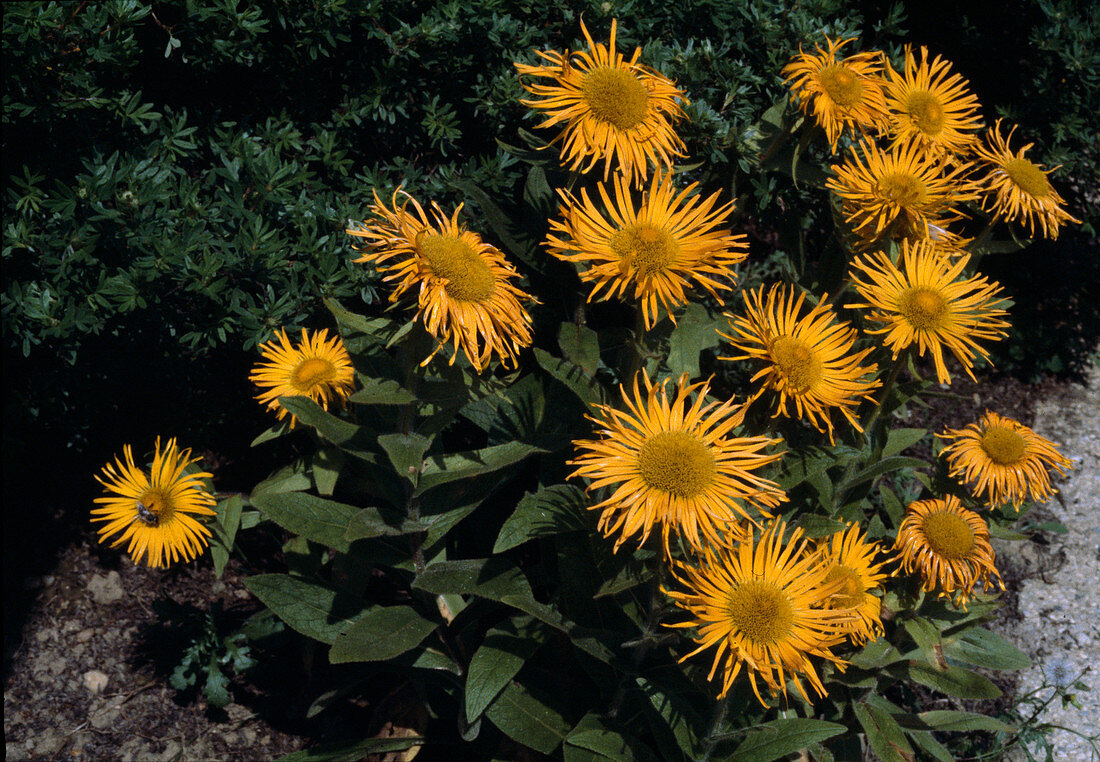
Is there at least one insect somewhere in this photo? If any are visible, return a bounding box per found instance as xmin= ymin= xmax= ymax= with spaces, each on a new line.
xmin=135 ymin=500 xmax=159 ymax=527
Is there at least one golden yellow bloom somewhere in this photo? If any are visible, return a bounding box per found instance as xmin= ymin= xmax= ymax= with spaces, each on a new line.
xmin=250 ymin=328 xmax=355 ymax=426
xmin=720 ymin=284 xmax=881 ymax=443
xmin=569 ymin=371 xmax=785 ymax=556
xmin=515 ymin=18 xmax=688 ymax=185
xmin=546 ymin=172 xmax=747 ymax=329
xmin=92 ymin=438 xmax=217 ymax=568
xmin=938 ymin=411 xmax=1073 ymax=510
xmin=828 ymin=137 xmax=978 ymax=246
xmin=883 ymin=45 xmax=983 ymax=156
xmin=346 ymin=189 xmax=535 ymax=372
xmin=665 ymin=519 xmax=851 ymax=705
xmin=848 ymin=239 xmax=1010 ymax=384
xmin=894 ymin=495 xmax=1003 ymax=608
xmin=782 ymin=35 xmax=890 ymax=151
xmin=815 ymin=523 xmax=890 ymax=645
xmin=972 ymin=119 xmax=1081 ymax=240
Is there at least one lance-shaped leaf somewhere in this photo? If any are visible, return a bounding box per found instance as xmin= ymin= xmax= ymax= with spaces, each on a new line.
xmin=910 ymin=710 xmax=1015 ymax=734
xmin=277 ymin=396 xmax=377 ymax=461
xmin=558 ymin=323 xmax=601 ymax=378
xmin=835 ymin=456 xmax=927 ymax=496
xmin=484 ymin=681 xmax=571 ymax=755
xmin=245 ymin=574 xmax=364 ymax=645
xmin=944 ymin=627 xmax=1030 ymax=670
xmin=724 ymin=718 xmax=849 ymax=762
xmin=349 ymin=377 xmax=416 ymax=405
xmin=465 ymin=629 xmax=540 ymax=722
xmin=533 ymin=348 xmax=605 ymax=407
xmin=417 ymin=442 xmax=543 ymax=494
xmin=666 ymin=303 xmax=722 ymax=380
xmin=251 ymin=492 xmax=359 ymax=552
xmin=345 ymin=506 xmax=431 ymax=542
xmin=278 ymin=734 xmax=426 ymax=762
xmin=901 ymin=662 xmax=1002 ymax=699
xmin=494 ymin=484 xmax=587 ymax=553
xmin=378 ymin=432 xmax=432 ymax=486
xmin=329 ymin=605 xmax=438 ymax=663
xmin=855 ymin=697 xmax=916 ymax=762
xmin=565 ymin=713 xmax=639 ymax=761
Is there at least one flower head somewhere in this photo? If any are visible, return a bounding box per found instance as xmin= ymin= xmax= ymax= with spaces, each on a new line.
xmin=346 ymin=189 xmax=535 ymax=372
xmin=815 ymin=523 xmax=890 ymax=645
xmin=546 ymin=172 xmax=747 ymax=329
xmin=665 ymin=519 xmax=852 ymax=705
xmin=827 ymin=137 xmax=978 ymax=247
xmin=782 ymin=35 xmax=890 ymax=151
xmin=720 ymin=284 xmax=881 ymax=443
xmin=92 ymin=438 xmax=217 ymax=568
xmin=972 ymin=120 xmax=1081 ymax=240
xmin=894 ymin=495 xmax=1003 ymax=608
xmin=515 ymin=19 xmax=688 ymax=185
xmin=569 ymin=371 xmax=785 ymax=556
xmin=938 ymin=411 xmax=1073 ymax=509
xmin=883 ymin=45 xmax=983 ymax=156
xmin=250 ymin=327 xmax=355 ymax=426
xmin=847 ymin=239 xmax=1010 ymax=384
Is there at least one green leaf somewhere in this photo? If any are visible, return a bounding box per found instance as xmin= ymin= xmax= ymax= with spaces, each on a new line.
xmin=558 ymin=323 xmax=601 ymax=378
xmin=345 ymin=506 xmax=430 ymax=541
xmin=728 ymin=718 xmax=849 ymax=762
xmin=323 ymin=298 xmax=399 ymax=342
xmin=904 ymin=730 xmax=953 ymax=762
xmin=203 ymin=663 xmax=231 ymax=708
xmin=251 ymin=419 xmax=292 ymax=447
xmin=882 ymin=428 xmax=927 ymax=458
xmin=533 ymin=348 xmax=605 ymax=407
xmin=855 ymin=699 xmax=916 ymax=762
xmin=312 ymin=448 xmax=343 ymax=497
xmin=838 ymin=457 xmax=927 ymax=493
xmin=252 ymin=462 xmax=312 ymax=498
xmin=944 ymin=627 xmax=1031 ymax=670
xmin=329 ymin=606 xmax=438 ymax=663
xmin=849 ymin=639 xmax=906 ymax=670
xmin=565 ymin=713 xmax=635 ymax=761
xmin=277 ymin=396 xmax=376 ymax=461
xmin=494 ymin=484 xmax=587 ymax=553
xmin=636 ymin=674 xmax=701 ymax=758
xmin=915 ymin=710 xmax=1015 ymax=734
xmin=417 ymin=442 xmax=543 ymax=494
xmin=666 ymin=303 xmax=722 ymax=380
xmin=378 ymin=432 xmax=432 ymax=485
xmin=485 ymin=681 xmax=570 ymax=755
xmin=465 ymin=629 xmax=539 ymax=722
xmin=903 ymin=662 xmax=1002 ymax=698
xmin=211 ymin=494 xmax=243 ymax=579
xmin=277 ymin=735 xmax=425 ymax=762
xmin=793 ymin=514 xmax=847 ymax=538
xmin=349 ymin=377 xmax=416 ymax=405
xmin=251 ymin=492 xmax=359 ymax=552
xmin=245 ymin=575 xmax=363 ymax=645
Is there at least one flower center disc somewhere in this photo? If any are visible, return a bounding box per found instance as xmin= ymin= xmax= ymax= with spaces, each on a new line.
xmin=824 ymin=563 xmax=865 ymax=609
xmin=906 ymin=90 xmax=946 ymax=136
xmin=770 ymin=336 xmax=824 ymax=392
xmin=637 ymin=430 xmax=715 ymax=498
xmin=581 ymin=66 xmax=650 ymax=130
xmin=877 ymin=172 xmax=928 ymax=207
xmin=1004 ymin=158 xmax=1051 ymax=199
xmin=980 ymin=425 xmax=1027 ymax=465
xmin=899 ymin=286 xmax=949 ymax=331
xmin=818 ymin=65 xmax=863 ymax=108
xmin=137 ymin=490 xmax=170 ymax=524
xmin=921 ymin=510 xmax=975 ymax=559
xmin=292 ymin=357 xmax=336 ymax=391
xmin=418 ymin=233 xmax=496 ymax=301
xmin=610 ymin=223 xmax=677 ymax=278
xmin=726 ymin=579 xmax=794 ymax=644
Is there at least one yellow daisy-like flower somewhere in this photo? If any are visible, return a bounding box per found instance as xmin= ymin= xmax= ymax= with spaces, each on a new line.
xmin=346 ymin=189 xmax=535 ymax=372
xmin=894 ymin=495 xmax=1004 ymax=609
xmin=938 ymin=411 xmax=1073 ymax=510
xmin=815 ymin=523 xmax=890 ymax=645
xmin=569 ymin=371 xmax=785 ymax=557
xmin=92 ymin=437 xmax=217 ymax=568
xmin=972 ymin=119 xmax=1081 ymax=240
xmin=847 ymin=239 xmax=1010 ymax=385
xmin=883 ymin=45 xmax=983 ymax=156
xmin=719 ymin=284 xmax=881 ymax=443
xmin=827 ymin=137 xmax=978 ymax=246
xmin=250 ymin=327 xmax=355 ymax=426
xmin=782 ymin=35 xmax=890 ymax=151
xmin=665 ymin=519 xmax=851 ymax=705
xmin=515 ymin=18 xmax=688 ymax=185
xmin=546 ymin=172 xmax=748 ymax=330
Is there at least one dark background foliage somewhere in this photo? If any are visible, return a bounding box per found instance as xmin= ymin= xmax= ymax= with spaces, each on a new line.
xmin=3 ymin=0 xmax=1097 ymax=675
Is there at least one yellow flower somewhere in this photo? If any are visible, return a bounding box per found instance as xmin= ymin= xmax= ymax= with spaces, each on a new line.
xmin=92 ymin=438 xmax=217 ymax=568
xmin=782 ymin=35 xmax=890 ymax=151
xmin=972 ymin=119 xmax=1081 ymax=240
xmin=720 ymin=284 xmax=881 ymax=443
xmin=515 ymin=18 xmax=688 ymax=185
xmin=827 ymin=137 xmax=978 ymax=246
xmin=815 ymin=523 xmax=890 ymax=645
xmin=894 ymin=495 xmax=1003 ymax=609
xmin=546 ymin=172 xmax=747 ymax=329
xmin=250 ymin=327 xmax=355 ymax=426
xmin=665 ymin=519 xmax=851 ymax=705
xmin=883 ymin=45 xmax=983 ymax=156
xmin=847 ymin=239 xmax=1010 ymax=385
xmin=569 ymin=371 xmax=785 ymax=557
xmin=346 ymin=189 xmax=535 ymax=372
xmin=938 ymin=411 xmax=1073 ymax=510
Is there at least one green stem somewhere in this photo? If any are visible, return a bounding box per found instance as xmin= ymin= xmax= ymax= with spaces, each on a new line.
xmin=623 ymin=303 xmax=648 ymax=383
xmin=698 ymin=696 xmax=730 ymax=762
